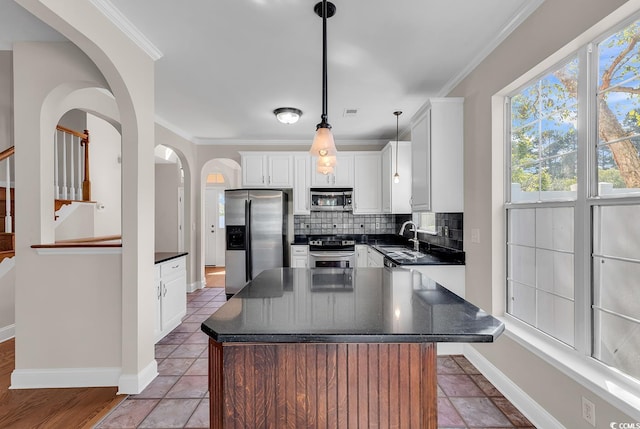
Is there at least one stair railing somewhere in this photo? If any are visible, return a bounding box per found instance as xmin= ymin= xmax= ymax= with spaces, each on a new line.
xmin=0 ymin=146 xmax=14 ymax=233
xmin=54 ymin=126 xmax=90 ymax=201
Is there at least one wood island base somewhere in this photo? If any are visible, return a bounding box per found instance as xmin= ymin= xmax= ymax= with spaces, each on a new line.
xmin=208 ymin=339 xmax=437 ymax=428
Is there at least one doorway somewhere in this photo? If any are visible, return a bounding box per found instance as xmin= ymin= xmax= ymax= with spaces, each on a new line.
xmin=205 ymin=187 xmax=225 ymax=267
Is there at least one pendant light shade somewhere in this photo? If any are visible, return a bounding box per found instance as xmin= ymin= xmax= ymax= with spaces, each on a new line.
xmin=393 ymin=110 xmax=402 ymax=183
xmin=310 ymin=1 xmax=338 ymax=171
xmin=310 ymin=127 xmax=337 ymax=157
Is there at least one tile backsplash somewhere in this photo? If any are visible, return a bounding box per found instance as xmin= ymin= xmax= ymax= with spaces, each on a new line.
xmin=417 ymin=212 xmax=464 ymax=251
xmin=294 ymin=212 xmax=411 ymax=235
xmin=294 ymin=211 xmax=463 ymax=251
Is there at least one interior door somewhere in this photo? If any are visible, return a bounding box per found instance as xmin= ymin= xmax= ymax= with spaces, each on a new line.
xmin=205 ymin=188 xmax=226 ymax=266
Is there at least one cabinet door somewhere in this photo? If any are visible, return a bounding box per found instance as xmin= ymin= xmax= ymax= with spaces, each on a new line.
xmin=310 ymin=154 xmax=354 ymax=187
xmin=242 ymin=154 xmax=267 ymax=187
xmin=381 ymin=145 xmax=392 ymax=213
xmin=411 ymin=110 xmax=431 ymax=211
xmin=354 ymin=153 xmax=381 ymax=214
xmin=356 ymin=245 xmax=368 ymax=267
xmin=293 ymin=155 xmax=310 ymax=214
xmin=429 ymin=99 xmax=464 ymax=212
xmin=162 ymin=273 xmax=186 ymax=329
xmin=367 ymin=247 xmax=384 ymax=267
xmin=154 ymin=266 xmax=162 ymax=341
xmin=267 ymin=155 xmax=293 ymax=187
xmin=393 ymin=141 xmax=413 ymax=214
xmin=291 ymin=256 xmax=308 ymax=268
xmin=333 ymin=154 xmax=354 ymax=187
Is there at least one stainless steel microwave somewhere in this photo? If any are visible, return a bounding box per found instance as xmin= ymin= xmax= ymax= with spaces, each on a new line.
xmin=310 ymin=188 xmax=353 ymax=211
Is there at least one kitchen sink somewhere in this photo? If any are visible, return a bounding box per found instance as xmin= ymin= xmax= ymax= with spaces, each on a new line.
xmin=377 ymin=246 xmax=426 ymax=260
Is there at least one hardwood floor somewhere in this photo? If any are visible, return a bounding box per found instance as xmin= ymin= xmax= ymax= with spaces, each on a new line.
xmin=0 ymin=338 xmax=126 ymax=429
xmin=204 ymin=266 xmax=225 ymax=288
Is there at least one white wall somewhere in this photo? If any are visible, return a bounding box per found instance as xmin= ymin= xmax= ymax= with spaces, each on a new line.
xmin=88 ymin=113 xmax=121 ymax=236
xmin=16 ymin=0 xmax=159 ymax=394
xmin=155 ymin=162 xmax=180 ymax=252
xmin=12 ymin=41 xmax=123 ymax=383
xmin=0 ymin=51 xmax=11 ymax=151
xmin=155 ymin=123 xmax=198 ymax=290
xmin=0 ymin=259 xmax=15 ymax=342
xmin=0 ymin=51 xmax=13 ymax=341
xmin=448 ymin=0 xmax=636 ymax=426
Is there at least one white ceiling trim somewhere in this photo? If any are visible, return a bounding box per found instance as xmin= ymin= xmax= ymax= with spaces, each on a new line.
xmin=89 ymin=0 xmax=163 ymax=61
xmin=194 ymin=138 xmax=389 ymax=147
xmin=437 ymin=0 xmax=545 ymax=97
xmin=155 ymin=115 xmax=196 ymax=144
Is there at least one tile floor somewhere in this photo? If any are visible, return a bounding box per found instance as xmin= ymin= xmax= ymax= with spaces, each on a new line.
xmin=96 ymin=286 xmax=536 ymax=428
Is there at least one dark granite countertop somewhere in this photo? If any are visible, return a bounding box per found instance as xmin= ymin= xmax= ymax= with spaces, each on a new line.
xmin=292 ymin=234 xmax=464 ymax=265
xmin=154 ymin=252 xmax=188 ymax=264
xmin=201 ymin=267 xmax=503 ymax=344
xmin=371 ymin=244 xmax=464 ymax=265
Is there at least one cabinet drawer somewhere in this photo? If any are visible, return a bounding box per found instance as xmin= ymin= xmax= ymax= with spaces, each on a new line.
xmin=291 ymin=245 xmax=309 ymax=255
xmin=160 ymin=257 xmax=186 ymax=277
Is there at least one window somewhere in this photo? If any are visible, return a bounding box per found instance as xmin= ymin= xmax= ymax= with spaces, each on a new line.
xmin=506 ymin=17 xmax=640 ymax=383
xmin=415 ymin=212 xmax=436 ymax=235
xmin=218 ymin=192 xmax=225 ymax=229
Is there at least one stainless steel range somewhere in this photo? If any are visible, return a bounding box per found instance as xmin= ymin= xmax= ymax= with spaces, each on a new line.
xmin=308 ymin=237 xmax=356 ymax=268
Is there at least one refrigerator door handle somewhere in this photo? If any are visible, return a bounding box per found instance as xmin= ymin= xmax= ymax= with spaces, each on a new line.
xmin=246 ymin=199 xmax=252 ymax=282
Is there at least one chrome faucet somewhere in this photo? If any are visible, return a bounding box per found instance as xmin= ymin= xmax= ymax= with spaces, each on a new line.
xmin=399 ymin=220 xmax=420 ymax=251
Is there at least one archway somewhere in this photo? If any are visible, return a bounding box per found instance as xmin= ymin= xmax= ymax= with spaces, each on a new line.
xmin=200 ymin=158 xmax=240 ymax=289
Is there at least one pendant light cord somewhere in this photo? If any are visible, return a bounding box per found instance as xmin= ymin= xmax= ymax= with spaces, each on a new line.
xmin=321 ymin=0 xmax=328 ymax=127
xmin=394 ymin=111 xmax=402 ymax=176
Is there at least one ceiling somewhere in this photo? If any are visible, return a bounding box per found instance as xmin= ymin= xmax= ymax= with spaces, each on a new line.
xmin=1 ymin=0 xmax=541 ymax=146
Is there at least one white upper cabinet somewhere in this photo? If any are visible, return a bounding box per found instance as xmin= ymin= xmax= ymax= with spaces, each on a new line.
xmin=241 ymin=152 xmax=293 ymax=188
xmin=381 ymin=141 xmax=412 ymax=214
xmin=293 ymin=154 xmax=311 ymax=214
xmin=311 ymin=153 xmax=354 ymax=187
xmin=353 ymin=152 xmax=381 ymax=214
xmin=411 ymin=98 xmax=463 ymax=212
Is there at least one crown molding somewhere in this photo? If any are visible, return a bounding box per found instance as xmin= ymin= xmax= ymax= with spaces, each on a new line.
xmin=89 ymin=0 xmax=163 ymax=61
xmin=155 ymin=115 xmax=196 ymax=144
xmin=437 ymin=0 xmax=545 ymax=97
xmin=193 ymin=138 xmax=388 ymax=147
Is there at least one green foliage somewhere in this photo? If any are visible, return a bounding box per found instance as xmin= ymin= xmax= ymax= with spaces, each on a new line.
xmin=598 ymin=168 xmax=625 ymax=188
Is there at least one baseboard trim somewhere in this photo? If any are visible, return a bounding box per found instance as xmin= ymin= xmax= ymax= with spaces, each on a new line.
xmin=464 ymin=344 xmax=565 ymax=429
xmin=187 ymin=280 xmax=204 ymax=293
xmin=0 ymin=324 xmax=15 ymax=343
xmin=117 ymin=359 xmax=158 ymax=395
xmin=10 ymin=366 xmax=121 ymax=389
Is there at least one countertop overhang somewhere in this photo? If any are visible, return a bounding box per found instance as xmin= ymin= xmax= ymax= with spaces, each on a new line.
xmin=155 ymin=252 xmax=188 ymax=264
xmin=201 ymin=267 xmax=503 ymax=344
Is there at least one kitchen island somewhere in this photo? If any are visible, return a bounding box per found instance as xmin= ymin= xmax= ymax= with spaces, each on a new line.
xmin=201 ymin=267 xmax=504 ymax=428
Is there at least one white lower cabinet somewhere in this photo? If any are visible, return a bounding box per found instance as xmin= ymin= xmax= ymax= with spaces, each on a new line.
xmin=290 ymin=245 xmax=309 ymax=267
xmin=412 ymin=265 xmax=465 ymax=355
xmin=356 ymin=245 xmax=368 ymax=267
xmin=155 ymin=256 xmax=187 ymax=342
xmin=367 ymin=246 xmax=384 ymax=267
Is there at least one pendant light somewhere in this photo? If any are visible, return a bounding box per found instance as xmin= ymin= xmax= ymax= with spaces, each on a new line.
xmin=309 ymin=1 xmax=338 ymax=174
xmin=393 ymin=111 xmax=402 ymax=183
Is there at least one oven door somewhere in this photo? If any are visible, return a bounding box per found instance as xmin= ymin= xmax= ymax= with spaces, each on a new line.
xmin=309 ymin=250 xmax=356 ymax=268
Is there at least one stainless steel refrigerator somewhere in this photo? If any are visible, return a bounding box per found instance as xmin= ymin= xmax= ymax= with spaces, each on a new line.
xmin=224 ymin=189 xmax=287 ymax=297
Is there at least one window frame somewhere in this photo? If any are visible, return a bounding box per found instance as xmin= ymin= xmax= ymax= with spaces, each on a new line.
xmin=497 ymin=7 xmax=640 ymax=420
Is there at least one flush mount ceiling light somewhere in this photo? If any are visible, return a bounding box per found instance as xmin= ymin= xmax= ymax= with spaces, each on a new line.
xmin=274 ymin=107 xmax=302 ymax=125
xmin=393 ymin=111 xmax=402 ymax=184
xmin=309 ymin=1 xmax=338 ymax=174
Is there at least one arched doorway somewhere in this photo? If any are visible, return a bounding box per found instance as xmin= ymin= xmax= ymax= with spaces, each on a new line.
xmin=201 ymin=158 xmax=240 ymax=288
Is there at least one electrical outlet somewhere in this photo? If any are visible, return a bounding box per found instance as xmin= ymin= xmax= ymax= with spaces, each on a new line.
xmin=375 ymin=223 xmax=380 ymax=229
xmin=444 ymin=226 xmax=449 ymax=237
xmin=471 ymin=228 xmax=480 ymax=243
xmin=582 ymin=396 xmax=596 ymax=426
